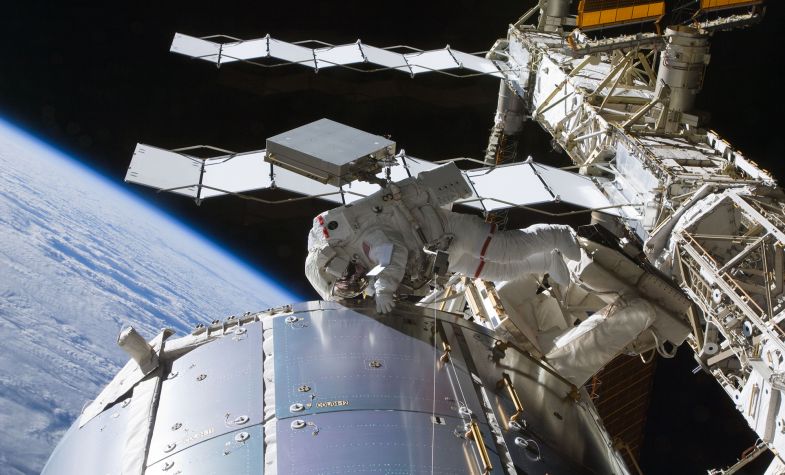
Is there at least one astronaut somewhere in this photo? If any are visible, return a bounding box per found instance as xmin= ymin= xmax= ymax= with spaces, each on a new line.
xmin=304 ymin=162 xmax=581 ymax=313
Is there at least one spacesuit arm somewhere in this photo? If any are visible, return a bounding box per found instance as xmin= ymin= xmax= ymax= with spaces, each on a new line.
xmin=360 ymin=228 xmax=408 ymax=311
xmin=445 ymin=212 xmax=580 ymax=262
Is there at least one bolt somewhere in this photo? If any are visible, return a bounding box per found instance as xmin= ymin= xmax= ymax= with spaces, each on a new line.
xmin=234 ymin=415 xmax=249 ymax=425
xmin=163 ymin=442 xmax=176 ymax=453
xmin=514 ymin=437 xmax=528 ymax=448
xmin=458 ymin=406 xmax=472 ymax=416
xmin=285 ymin=316 xmax=298 ymax=324
xmin=234 ymin=431 xmax=250 ymax=443
xmin=162 ymin=461 xmax=175 ymax=471
xmin=291 ymin=419 xmax=306 ymax=430
xmin=196 ymin=374 xmax=207 ymax=381
xmin=171 ymin=422 xmax=182 ymax=431
xmin=298 ymin=385 xmax=311 ymax=393
xmin=290 ymin=403 xmax=304 ymax=413
xmin=369 ymin=360 xmax=382 ymax=369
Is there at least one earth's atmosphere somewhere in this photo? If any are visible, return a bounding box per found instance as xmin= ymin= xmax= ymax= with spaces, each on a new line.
xmin=0 ymin=117 xmax=299 ymax=474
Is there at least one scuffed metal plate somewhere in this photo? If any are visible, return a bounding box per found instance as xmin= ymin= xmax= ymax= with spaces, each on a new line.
xmin=273 ymin=306 xmax=484 ymax=420
xmin=42 ymin=394 xmax=133 ymax=474
xmin=276 ymin=410 xmax=503 ymax=474
xmin=146 ymin=425 xmax=263 ymax=474
xmin=146 ymin=323 xmax=263 ymax=466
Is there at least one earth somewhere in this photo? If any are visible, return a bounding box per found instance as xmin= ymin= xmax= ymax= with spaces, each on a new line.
xmin=0 ymin=118 xmax=300 ymax=474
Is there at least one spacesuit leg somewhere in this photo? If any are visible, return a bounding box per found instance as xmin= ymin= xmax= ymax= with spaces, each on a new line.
xmin=450 ymin=250 xmax=571 ymax=286
xmin=544 ymin=297 xmax=657 ymax=386
xmin=445 ymin=212 xmax=580 ymax=263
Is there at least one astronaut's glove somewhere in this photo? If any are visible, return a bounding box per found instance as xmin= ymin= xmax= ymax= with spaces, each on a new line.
xmin=547 ymin=249 xmax=571 ymax=288
xmin=375 ymin=292 xmax=395 ymax=314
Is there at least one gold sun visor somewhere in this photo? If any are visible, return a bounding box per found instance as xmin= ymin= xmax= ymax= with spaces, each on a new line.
xmin=577 ymin=0 xmax=665 ymax=30
xmin=699 ymin=0 xmax=763 ymax=12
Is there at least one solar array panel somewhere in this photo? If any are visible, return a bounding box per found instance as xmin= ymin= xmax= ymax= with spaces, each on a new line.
xmin=169 ymin=33 xmax=506 ymax=78
xmin=577 ymin=0 xmax=665 ymax=30
xmin=127 ymin=144 xmax=613 ymax=215
xmin=700 ymin=0 xmax=763 ymax=12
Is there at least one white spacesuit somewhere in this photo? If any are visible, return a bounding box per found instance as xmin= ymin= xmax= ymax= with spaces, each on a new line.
xmin=304 ymin=163 xmax=581 ymax=313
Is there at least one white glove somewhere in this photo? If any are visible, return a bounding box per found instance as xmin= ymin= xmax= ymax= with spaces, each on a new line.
xmin=375 ymin=292 xmax=395 ymax=314
xmin=547 ymin=249 xmax=571 ymax=288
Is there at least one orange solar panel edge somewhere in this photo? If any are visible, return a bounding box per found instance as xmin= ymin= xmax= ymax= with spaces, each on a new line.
xmin=577 ymin=1 xmax=665 ymax=29
xmin=700 ymin=0 xmax=763 ymax=12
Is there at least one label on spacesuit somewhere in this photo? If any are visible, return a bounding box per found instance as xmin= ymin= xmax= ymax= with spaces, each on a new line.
xmin=366 ymin=264 xmax=386 ymax=277
xmin=372 ymin=243 xmax=393 ymax=266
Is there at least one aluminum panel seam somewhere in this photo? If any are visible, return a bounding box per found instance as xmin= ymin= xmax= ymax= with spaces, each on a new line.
xmin=272 ymin=307 xmax=486 ymax=419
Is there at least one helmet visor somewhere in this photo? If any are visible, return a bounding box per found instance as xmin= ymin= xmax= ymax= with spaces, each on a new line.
xmin=332 ymin=261 xmax=369 ymax=299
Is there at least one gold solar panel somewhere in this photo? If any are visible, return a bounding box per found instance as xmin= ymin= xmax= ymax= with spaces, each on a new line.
xmin=577 ymin=0 xmax=665 ymax=30
xmin=699 ymin=0 xmax=763 ymax=12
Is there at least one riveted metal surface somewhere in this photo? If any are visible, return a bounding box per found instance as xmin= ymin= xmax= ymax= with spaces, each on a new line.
xmin=276 ymin=410 xmax=504 ymax=474
xmin=273 ymin=305 xmax=484 ymax=419
xmin=146 ymin=425 xmax=263 ymax=474
xmin=146 ymin=322 xmax=263 ymax=466
xmin=41 ymin=396 xmax=133 ymax=474
xmin=458 ymin=325 xmax=620 ymax=475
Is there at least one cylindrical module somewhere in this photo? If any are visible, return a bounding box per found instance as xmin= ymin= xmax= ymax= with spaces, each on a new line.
xmin=655 ymin=26 xmax=711 ymax=113
xmin=539 ymin=0 xmax=571 ymax=32
xmin=42 ymin=301 xmax=631 ymax=475
xmin=496 ymin=81 xmax=526 ymax=136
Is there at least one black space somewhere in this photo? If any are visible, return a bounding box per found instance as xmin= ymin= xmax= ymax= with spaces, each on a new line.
xmin=3 ymin=1 xmax=783 ymax=473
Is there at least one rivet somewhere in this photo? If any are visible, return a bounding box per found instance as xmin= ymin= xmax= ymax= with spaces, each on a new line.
xmin=291 ymin=419 xmax=306 ymax=429
xmin=290 ymin=403 xmax=304 ymax=413
xmin=234 ymin=431 xmax=250 ymax=443
xmin=298 ymin=385 xmax=311 ymax=393
xmin=196 ymin=374 xmax=207 ymax=381
xmin=163 ymin=442 xmax=176 ymax=453
xmin=234 ymin=415 xmax=249 ymax=425
xmin=162 ymin=460 xmax=175 ymax=471
xmin=171 ymin=422 xmax=182 ymax=431
xmin=369 ymin=360 xmax=383 ymax=369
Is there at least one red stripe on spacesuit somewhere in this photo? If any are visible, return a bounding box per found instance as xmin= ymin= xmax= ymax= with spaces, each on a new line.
xmin=473 ymin=260 xmax=485 ymax=278
xmin=473 ymin=223 xmax=496 ymax=278
xmin=317 ymin=214 xmax=329 ymax=238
